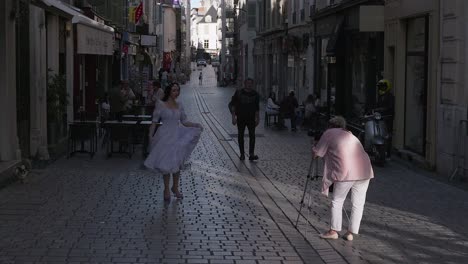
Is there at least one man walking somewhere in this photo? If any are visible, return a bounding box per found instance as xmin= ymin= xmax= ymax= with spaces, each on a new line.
xmin=230 ymin=78 xmax=260 ymax=161
xmin=199 ymin=72 xmax=203 ymax=85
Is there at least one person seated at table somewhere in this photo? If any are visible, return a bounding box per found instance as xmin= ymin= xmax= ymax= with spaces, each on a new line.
xmin=145 ymin=80 xmax=165 ymax=116
xmin=108 ymin=82 xmax=126 ymax=121
xmin=100 ymin=93 xmax=111 ymax=121
xmin=120 ymin=81 xmax=136 ymax=114
xmin=278 ymin=91 xmax=299 ymax=131
xmin=266 ymin=92 xmax=280 ymax=115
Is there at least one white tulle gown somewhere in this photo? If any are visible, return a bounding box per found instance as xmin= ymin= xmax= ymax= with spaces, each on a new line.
xmin=144 ymin=99 xmax=202 ymax=174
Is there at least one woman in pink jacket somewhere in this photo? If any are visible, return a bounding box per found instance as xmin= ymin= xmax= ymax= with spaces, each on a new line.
xmin=313 ymin=116 xmax=374 ymax=241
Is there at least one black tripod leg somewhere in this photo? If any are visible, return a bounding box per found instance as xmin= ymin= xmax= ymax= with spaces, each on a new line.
xmin=295 ymin=159 xmax=315 ymax=228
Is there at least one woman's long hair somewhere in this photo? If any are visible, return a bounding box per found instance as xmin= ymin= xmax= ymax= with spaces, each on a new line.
xmin=162 ymin=82 xmax=180 ymax=102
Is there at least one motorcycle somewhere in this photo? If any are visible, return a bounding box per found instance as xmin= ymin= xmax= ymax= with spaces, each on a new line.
xmin=361 ymin=111 xmax=390 ymax=166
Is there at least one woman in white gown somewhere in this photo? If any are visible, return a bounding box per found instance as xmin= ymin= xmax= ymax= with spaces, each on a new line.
xmin=144 ymin=82 xmax=203 ymax=201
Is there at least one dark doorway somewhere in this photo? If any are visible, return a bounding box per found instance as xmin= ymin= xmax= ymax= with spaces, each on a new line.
xmin=16 ymin=0 xmax=30 ymax=158
xmin=404 ymin=16 xmax=428 ymax=155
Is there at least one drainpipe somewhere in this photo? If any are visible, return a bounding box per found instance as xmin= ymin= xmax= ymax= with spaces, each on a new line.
xmin=220 ymin=0 xmax=226 ymax=84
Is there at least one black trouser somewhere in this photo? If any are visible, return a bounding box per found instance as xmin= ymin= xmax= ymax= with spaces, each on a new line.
xmin=237 ymin=118 xmax=256 ymax=155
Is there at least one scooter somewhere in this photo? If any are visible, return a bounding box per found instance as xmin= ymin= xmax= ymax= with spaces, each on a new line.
xmin=361 ymin=110 xmax=390 ymax=166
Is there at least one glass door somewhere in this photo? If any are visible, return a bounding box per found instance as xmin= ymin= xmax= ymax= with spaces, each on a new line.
xmin=404 ymin=16 xmax=428 ymax=155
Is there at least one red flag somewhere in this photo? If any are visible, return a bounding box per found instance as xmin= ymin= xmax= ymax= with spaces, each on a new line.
xmin=134 ymin=2 xmax=143 ymax=23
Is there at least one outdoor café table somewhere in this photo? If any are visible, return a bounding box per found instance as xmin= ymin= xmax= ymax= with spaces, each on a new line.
xmin=68 ymin=120 xmax=99 ymax=158
xmin=103 ymin=120 xmax=137 ymax=158
xmin=122 ymin=114 xmax=152 ymax=121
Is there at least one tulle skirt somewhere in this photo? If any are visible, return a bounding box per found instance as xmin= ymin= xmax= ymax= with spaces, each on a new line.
xmin=144 ymin=124 xmax=202 ymax=174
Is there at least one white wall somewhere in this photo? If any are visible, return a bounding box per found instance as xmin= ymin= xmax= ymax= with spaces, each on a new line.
xmin=163 ymin=8 xmax=177 ymax=52
xmin=198 ymin=22 xmax=218 ymax=50
xmin=29 ymin=5 xmax=49 ymax=160
xmin=437 ymin=0 xmax=468 ymax=177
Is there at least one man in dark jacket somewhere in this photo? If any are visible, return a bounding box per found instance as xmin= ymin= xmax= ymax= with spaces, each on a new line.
xmin=279 ymin=91 xmax=299 ymax=131
xmin=230 ymin=78 xmax=260 ymax=161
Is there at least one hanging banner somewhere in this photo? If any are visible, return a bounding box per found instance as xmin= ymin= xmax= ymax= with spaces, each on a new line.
xmin=135 ymin=2 xmax=144 ymax=23
xmin=128 ymin=7 xmax=136 ymax=23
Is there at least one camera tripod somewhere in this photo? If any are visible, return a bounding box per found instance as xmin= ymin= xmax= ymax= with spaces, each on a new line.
xmin=294 ymin=157 xmax=351 ymax=230
xmin=294 ymin=157 xmax=322 ymax=228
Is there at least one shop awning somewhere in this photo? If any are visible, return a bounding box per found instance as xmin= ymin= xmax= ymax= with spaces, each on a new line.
xmin=326 ymin=17 xmax=344 ymax=56
xmin=39 ymin=0 xmax=114 ymax=55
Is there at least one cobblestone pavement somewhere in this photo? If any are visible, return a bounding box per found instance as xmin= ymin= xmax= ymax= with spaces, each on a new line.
xmin=1 ymin=65 xmax=468 ymax=264
xmin=193 ymin=66 xmax=468 ymax=264
xmin=0 ymin=65 xmax=323 ymax=264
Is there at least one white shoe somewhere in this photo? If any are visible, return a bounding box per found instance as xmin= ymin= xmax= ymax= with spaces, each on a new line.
xmin=343 ymin=232 xmax=354 ymax=241
xmin=320 ymin=232 xmax=339 ymax=239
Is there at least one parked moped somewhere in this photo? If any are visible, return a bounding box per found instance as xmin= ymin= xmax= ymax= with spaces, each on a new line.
xmin=361 ymin=111 xmax=390 ymax=166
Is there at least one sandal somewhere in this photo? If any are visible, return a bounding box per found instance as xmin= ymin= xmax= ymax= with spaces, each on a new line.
xmin=171 ymin=187 xmax=184 ymax=199
xmin=319 ymin=231 xmax=339 ymax=239
xmin=163 ymin=190 xmax=171 ymax=202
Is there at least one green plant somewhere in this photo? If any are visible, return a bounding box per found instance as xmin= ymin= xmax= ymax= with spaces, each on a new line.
xmin=47 ymin=70 xmax=69 ymax=123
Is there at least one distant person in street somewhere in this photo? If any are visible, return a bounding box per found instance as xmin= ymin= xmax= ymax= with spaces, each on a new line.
xmin=199 ymin=71 xmax=203 ymax=85
xmin=229 ymin=78 xmax=260 ymax=161
xmin=161 ymin=70 xmax=168 ymax=89
xmin=313 ymin=116 xmax=374 ymax=241
xmin=278 ymin=90 xmax=299 ymax=131
xmin=144 ymin=82 xmax=203 ymax=202
xmin=158 ymin=68 xmax=164 ymax=82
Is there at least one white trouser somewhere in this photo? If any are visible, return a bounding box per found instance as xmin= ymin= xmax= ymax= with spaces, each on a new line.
xmin=330 ymin=179 xmax=370 ymax=234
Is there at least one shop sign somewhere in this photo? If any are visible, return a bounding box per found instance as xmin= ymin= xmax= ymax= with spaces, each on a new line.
xmin=359 ymin=6 xmax=384 ymax=32
xmin=141 ymin=35 xmax=157 ymax=46
xmin=76 ymin=24 xmax=114 ymax=55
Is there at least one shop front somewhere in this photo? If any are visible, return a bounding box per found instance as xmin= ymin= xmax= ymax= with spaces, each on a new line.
xmin=73 ymin=16 xmax=114 ymax=118
xmin=385 ymin=0 xmax=438 ymax=166
xmin=314 ymin=5 xmax=384 ymax=121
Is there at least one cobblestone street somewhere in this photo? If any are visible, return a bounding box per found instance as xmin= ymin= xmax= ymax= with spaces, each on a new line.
xmin=1 ymin=66 xmax=468 ymax=264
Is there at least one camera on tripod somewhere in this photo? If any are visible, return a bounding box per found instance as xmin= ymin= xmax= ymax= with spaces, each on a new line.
xmin=307 ymin=129 xmax=323 ymax=141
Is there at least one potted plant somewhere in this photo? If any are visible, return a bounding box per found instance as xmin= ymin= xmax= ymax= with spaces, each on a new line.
xmin=47 ymin=70 xmax=69 ymax=145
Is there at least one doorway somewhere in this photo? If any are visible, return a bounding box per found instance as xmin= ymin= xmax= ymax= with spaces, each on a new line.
xmin=16 ymin=0 xmax=30 ymax=158
xmin=404 ymin=16 xmax=428 ymax=155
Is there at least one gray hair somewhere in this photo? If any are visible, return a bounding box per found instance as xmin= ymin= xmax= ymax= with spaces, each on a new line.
xmin=329 ymin=116 xmax=347 ymax=129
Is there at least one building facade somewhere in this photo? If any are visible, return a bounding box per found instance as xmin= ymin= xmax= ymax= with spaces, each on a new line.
xmin=437 ymin=0 xmax=468 ymax=178
xmin=236 ymin=0 xmax=258 ymax=82
xmin=0 ymin=0 xmax=21 ymax=171
xmin=196 ymin=6 xmax=219 ymax=56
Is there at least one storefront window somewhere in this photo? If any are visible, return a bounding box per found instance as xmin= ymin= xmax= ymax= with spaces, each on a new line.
xmin=405 ymin=17 xmax=428 ymax=155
